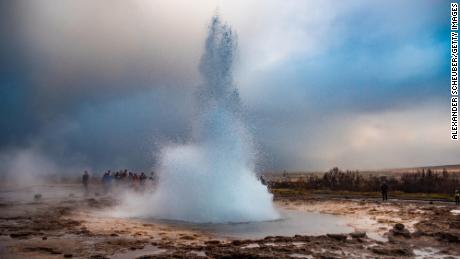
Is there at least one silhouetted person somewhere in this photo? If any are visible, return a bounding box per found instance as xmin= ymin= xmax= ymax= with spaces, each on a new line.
xmin=260 ymin=175 xmax=266 ymax=186
xmin=82 ymin=171 xmax=89 ymax=195
xmin=455 ymin=190 xmax=460 ymax=205
xmin=140 ymin=172 xmax=147 ymax=184
xmin=102 ymin=171 xmax=113 ymax=194
xmin=139 ymin=172 xmax=147 ymax=191
xmin=381 ymin=182 xmax=389 ymax=201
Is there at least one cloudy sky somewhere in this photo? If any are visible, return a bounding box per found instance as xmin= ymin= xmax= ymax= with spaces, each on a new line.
xmin=0 ymin=0 xmax=456 ymax=175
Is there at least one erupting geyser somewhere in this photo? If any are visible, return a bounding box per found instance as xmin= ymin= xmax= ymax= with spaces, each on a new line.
xmin=118 ymin=16 xmax=279 ymax=223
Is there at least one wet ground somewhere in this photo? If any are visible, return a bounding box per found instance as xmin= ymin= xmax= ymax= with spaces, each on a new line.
xmin=1 ymin=184 xmax=460 ymax=258
xmin=137 ymin=209 xmax=353 ymax=239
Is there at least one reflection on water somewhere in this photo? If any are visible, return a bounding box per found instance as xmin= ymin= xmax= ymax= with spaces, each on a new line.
xmin=148 ymin=209 xmax=354 ymax=239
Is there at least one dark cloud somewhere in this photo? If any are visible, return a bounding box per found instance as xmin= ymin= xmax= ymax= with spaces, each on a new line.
xmin=0 ymin=0 xmax=456 ymax=174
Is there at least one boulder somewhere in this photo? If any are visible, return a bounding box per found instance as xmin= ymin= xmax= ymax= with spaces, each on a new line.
xmin=391 ymin=223 xmax=411 ymax=238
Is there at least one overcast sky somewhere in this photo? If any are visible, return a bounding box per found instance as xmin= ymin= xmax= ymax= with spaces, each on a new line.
xmin=0 ymin=0 xmax=457 ymax=175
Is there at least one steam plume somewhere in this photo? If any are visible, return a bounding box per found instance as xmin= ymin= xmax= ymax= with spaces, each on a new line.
xmin=116 ymin=16 xmax=279 ymax=223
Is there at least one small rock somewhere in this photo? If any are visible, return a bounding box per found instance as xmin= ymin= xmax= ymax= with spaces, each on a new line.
xmin=64 ymin=254 xmax=73 ymax=258
xmin=391 ymin=223 xmax=411 ymax=238
xmin=10 ymin=232 xmax=34 ymax=239
xmin=179 ymin=235 xmax=195 ymax=240
xmin=437 ymin=232 xmax=460 ymax=243
xmin=42 ymin=237 xmax=48 ymax=240
xmin=327 ymin=234 xmax=347 ymax=241
xmin=394 ymin=223 xmax=405 ymax=231
xmin=231 ymin=240 xmax=242 ymax=246
xmin=371 ymin=246 xmax=413 ymax=256
xmin=34 ymin=194 xmax=42 ymax=201
xmin=350 ymin=232 xmax=366 ymax=239
xmin=205 ymin=240 xmax=220 ymax=245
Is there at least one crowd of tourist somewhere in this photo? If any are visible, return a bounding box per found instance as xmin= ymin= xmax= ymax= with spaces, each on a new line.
xmin=82 ymin=170 xmax=157 ymax=195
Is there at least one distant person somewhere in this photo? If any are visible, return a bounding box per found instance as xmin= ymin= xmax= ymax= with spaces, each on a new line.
xmin=455 ymin=190 xmax=460 ymax=205
xmin=82 ymin=171 xmax=89 ymax=195
xmin=140 ymin=172 xmax=147 ymax=184
xmin=381 ymin=182 xmax=389 ymax=201
xmin=102 ymin=171 xmax=113 ymax=194
xmin=139 ymin=172 xmax=147 ymax=191
xmin=260 ymin=175 xmax=266 ymax=186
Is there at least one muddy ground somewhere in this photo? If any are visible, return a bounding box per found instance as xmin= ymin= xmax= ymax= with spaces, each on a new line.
xmin=1 ymin=184 xmax=460 ymax=258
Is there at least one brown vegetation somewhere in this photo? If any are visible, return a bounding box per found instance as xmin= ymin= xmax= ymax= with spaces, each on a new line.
xmin=268 ymin=167 xmax=460 ymax=196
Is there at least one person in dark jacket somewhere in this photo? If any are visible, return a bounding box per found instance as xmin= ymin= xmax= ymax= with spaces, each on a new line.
xmin=82 ymin=171 xmax=89 ymax=195
xmin=455 ymin=189 xmax=460 ymax=205
xmin=381 ymin=182 xmax=389 ymax=201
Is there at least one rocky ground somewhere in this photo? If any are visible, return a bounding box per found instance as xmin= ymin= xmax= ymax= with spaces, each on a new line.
xmin=1 ymin=185 xmax=460 ymax=258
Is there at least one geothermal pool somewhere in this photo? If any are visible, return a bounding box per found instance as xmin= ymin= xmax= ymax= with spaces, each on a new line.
xmin=143 ymin=208 xmax=353 ymax=239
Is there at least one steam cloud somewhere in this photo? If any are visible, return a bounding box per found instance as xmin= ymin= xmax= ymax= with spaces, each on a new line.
xmin=115 ymin=16 xmax=279 ymax=223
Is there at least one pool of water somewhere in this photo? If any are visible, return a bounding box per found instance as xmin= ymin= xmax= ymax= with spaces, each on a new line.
xmin=149 ymin=208 xmax=354 ymax=239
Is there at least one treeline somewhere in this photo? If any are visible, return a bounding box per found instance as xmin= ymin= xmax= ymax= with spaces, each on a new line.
xmin=269 ymin=167 xmax=460 ymax=194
